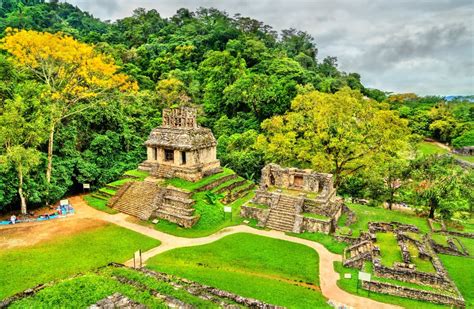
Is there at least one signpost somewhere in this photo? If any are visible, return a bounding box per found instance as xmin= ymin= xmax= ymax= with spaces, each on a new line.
xmin=357 ymin=271 xmax=371 ymax=295
xmin=224 ymin=206 xmax=232 ymax=221
xmin=83 ymin=183 xmax=90 ymax=193
xmin=133 ymin=250 xmax=142 ymax=268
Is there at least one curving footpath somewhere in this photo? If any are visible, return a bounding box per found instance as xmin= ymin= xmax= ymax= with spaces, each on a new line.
xmin=69 ymin=195 xmax=400 ymax=309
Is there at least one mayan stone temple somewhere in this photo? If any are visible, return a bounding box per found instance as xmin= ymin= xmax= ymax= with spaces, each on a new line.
xmin=108 ymin=107 xmax=222 ymax=227
xmin=138 ymin=107 xmax=221 ymax=181
xmin=241 ymin=163 xmax=343 ymax=234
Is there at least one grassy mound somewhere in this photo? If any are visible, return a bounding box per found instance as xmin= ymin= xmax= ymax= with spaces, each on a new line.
xmin=9 ymin=266 xmax=217 ymax=308
xmin=146 ymin=233 xmax=329 ymax=308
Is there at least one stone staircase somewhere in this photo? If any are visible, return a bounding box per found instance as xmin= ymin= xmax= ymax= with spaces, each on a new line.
xmin=153 ymin=187 xmax=198 ymax=228
xmin=108 ymin=181 xmax=162 ymax=220
xmin=265 ymin=195 xmax=299 ymax=232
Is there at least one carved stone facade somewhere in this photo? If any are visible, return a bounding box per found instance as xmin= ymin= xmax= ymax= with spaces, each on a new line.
xmin=240 ymin=164 xmax=342 ymax=234
xmin=139 ymin=106 xmax=221 ymax=182
xmin=260 ymin=163 xmax=336 ymax=205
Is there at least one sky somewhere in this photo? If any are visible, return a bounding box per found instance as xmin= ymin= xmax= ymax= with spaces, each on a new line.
xmin=67 ymin=0 xmax=474 ymax=96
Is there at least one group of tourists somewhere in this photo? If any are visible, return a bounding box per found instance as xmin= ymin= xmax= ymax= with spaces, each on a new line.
xmin=3 ymin=201 xmax=74 ymax=225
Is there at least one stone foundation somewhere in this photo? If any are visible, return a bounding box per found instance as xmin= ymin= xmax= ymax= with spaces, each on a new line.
xmin=361 ymin=281 xmax=465 ymax=308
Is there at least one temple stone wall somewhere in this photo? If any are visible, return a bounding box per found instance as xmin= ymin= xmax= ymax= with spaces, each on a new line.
xmin=260 ymin=163 xmax=335 ymax=200
xmin=240 ymin=206 xmax=269 ymax=224
xmin=301 ymin=216 xmax=333 ymax=233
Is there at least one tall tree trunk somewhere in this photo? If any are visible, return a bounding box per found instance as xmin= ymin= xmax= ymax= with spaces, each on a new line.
xmin=46 ymin=122 xmax=55 ymax=184
xmin=429 ymin=198 xmax=437 ymax=219
xmin=388 ymin=189 xmax=394 ymax=210
xmin=18 ymin=163 xmax=27 ymax=215
xmin=45 ymin=122 xmax=55 ymax=206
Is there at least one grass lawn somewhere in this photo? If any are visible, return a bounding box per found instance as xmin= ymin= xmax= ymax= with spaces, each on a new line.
xmin=303 ymin=212 xmax=330 ymax=220
xmin=288 ymin=231 xmax=348 ymax=254
xmin=431 ymin=233 xmax=449 ymax=246
xmin=0 ymin=223 xmax=160 ymax=299
xmin=376 ymin=232 xmax=403 ymax=267
xmin=153 ymin=191 xmax=254 ymax=238
xmin=334 ymin=262 xmax=448 ymax=309
xmin=439 ymin=254 xmax=474 ymax=308
xmin=417 ymin=142 xmax=449 ymax=156
xmin=123 ymin=169 xmax=149 ymax=180
xmin=99 ymin=187 xmax=117 ymax=196
xmin=453 ymin=154 xmax=474 ymax=163
xmin=83 ymin=195 xmax=118 ymax=214
xmin=457 ymin=236 xmax=474 ymax=255
xmin=107 ymin=178 xmax=136 ymax=187
xmin=407 ymin=242 xmax=435 ymax=273
xmin=146 ymin=233 xmax=330 ymax=308
xmin=346 ymin=203 xmax=431 ymax=237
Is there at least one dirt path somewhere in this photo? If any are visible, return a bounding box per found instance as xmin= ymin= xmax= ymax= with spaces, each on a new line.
xmin=4 ymin=195 xmax=399 ymax=309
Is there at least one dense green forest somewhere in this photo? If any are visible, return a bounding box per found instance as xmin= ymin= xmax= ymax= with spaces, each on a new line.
xmin=0 ymin=0 xmax=472 ymax=219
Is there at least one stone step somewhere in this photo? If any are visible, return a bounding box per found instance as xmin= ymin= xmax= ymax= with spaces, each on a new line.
xmin=266 ymin=217 xmax=295 ymax=226
xmin=159 ymin=203 xmax=195 ymax=217
xmin=163 ymin=195 xmax=195 ymax=207
xmin=266 ymin=222 xmax=294 ymax=232
xmin=215 ymin=178 xmax=247 ymax=194
xmin=111 ymin=182 xmax=161 ymax=220
xmin=90 ymin=193 xmax=109 ymax=201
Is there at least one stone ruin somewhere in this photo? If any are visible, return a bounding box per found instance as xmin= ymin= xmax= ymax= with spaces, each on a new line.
xmin=139 ymin=106 xmax=221 ymax=182
xmin=109 ymin=107 xmax=222 ymax=228
xmin=341 ymin=221 xmax=465 ymax=307
xmin=240 ymin=163 xmax=343 ymax=233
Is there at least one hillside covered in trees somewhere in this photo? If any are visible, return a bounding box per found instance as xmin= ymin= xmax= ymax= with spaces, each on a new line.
xmin=0 ymin=0 xmax=472 ymax=219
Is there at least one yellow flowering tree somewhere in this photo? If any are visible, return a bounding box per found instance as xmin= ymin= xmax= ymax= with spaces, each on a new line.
xmin=1 ymin=29 xmax=138 ymax=196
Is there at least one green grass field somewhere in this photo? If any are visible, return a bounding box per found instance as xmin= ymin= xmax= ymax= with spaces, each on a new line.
xmin=0 ymin=223 xmax=160 ymax=299
xmin=439 ymin=254 xmax=474 ymax=308
xmin=146 ymin=233 xmax=330 ymax=308
xmin=417 ymin=142 xmax=449 ymax=156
